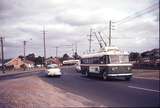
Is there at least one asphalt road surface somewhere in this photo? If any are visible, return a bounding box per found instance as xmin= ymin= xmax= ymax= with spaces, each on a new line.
xmin=38 ymin=67 xmax=160 ymax=107
xmin=0 ymin=67 xmax=159 ymax=107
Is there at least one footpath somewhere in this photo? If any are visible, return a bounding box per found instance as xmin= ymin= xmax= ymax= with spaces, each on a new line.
xmin=133 ymin=69 xmax=159 ymax=80
xmin=0 ymin=69 xmax=98 ymax=107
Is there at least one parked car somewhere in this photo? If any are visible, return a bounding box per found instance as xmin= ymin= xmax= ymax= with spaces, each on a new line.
xmin=46 ymin=64 xmax=62 ymax=77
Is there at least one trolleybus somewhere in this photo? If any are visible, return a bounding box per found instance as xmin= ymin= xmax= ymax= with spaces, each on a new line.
xmin=80 ymin=47 xmax=132 ymax=80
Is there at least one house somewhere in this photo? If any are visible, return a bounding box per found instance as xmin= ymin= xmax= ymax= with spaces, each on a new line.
xmin=46 ymin=57 xmax=62 ymax=66
xmin=53 ymin=58 xmax=62 ymax=66
xmin=24 ymin=60 xmax=34 ymax=68
xmin=46 ymin=57 xmax=54 ymax=65
xmin=5 ymin=57 xmax=24 ymax=69
xmin=5 ymin=57 xmax=34 ymax=69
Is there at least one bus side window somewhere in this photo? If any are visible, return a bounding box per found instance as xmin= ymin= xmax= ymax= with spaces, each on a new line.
xmin=106 ymin=55 xmax=109 ymax=64
xmin=81 ymin=59 xmax=84 ymax=64
xmin=93 ymin=57 xmax=99 ymax=64
xmin=100 ymin=56 xmax=106 ymax=64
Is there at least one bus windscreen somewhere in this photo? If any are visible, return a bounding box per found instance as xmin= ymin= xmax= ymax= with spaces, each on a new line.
xmin=109 ymin=55 xmax=129 ymax=64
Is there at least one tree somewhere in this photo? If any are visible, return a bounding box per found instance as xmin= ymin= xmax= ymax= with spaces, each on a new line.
xmin=62 ymin=53 xmax=70 ymax=61
xmin=18 ymin=55 xmax=24 ymax=60
xmin=141 ymin=51 xmax=150 ymax=58
xmin=72 ymin=52 xmax=81 ymax=59
xmin=129 ymin=52 xmax=140 ymax=61
xmin=26 ymin=53 xmax=36 ymax=62
xmin=35 ymin=56 xmax=44 ymax=66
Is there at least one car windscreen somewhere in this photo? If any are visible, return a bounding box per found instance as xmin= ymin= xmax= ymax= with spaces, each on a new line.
xmin=109 ymin=55 xmax=129 ymax=64
xmin=47 ymin=64 xmax=58 ymax=69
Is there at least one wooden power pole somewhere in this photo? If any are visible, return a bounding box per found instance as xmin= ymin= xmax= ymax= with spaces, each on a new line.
xmin=0 ymin=37 xmax=5 ymax=73
xmin=109 ymin=20 xmax=112 ymax=46
xmin=43 ymin=27 xmax=46 ymax=66
xmin=88 ymin=28 xmax=93 ymax=53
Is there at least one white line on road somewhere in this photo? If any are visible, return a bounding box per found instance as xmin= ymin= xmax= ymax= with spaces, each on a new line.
xmin=133 ymin=76 xmax=160 ymax=80
xmin=128 ymin=86 xmax=160 ymax=93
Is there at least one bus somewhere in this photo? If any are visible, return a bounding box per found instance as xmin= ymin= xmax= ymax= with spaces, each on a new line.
xmin=63 ymin=60 xmax=81 ymax=72
xmin=80 ymin=47 xmax=132 ymax=80
xmin=63 ymin=60 xmax=80 ymax=66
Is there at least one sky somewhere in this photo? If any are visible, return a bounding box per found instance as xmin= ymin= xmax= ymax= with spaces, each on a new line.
xmin=0 ymin=0 xmax=159 ymax=58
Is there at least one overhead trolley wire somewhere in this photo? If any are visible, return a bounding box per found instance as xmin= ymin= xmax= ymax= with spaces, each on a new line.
xmin=115 ymin=2 xmax=159 ymax=25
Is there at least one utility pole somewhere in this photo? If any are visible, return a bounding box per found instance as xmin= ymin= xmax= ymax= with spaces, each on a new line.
xmin=43 ymin=26 xmax=46 ymax=66
xmin=23 ymin=40 xmax=26 ymax=71
xmin=109 ymin=20 xmax=112 ymax=46
xmin=72 ymin=43 xmax=74 ymax=55
xmin=88 ymin=28 xmax=93 ymax=53
xmin=55 ymin=46 xmax=58 ymax=57
xmin=0 ymin=37 xmax=5 ymax=73
xmin=75 ymin=42 xmax=77 ymax=53
xmin=23 ymin=41 xmax=26 ymax=60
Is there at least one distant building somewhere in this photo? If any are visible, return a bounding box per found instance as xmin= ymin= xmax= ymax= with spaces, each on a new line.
xmin=5 ymin=57 xmax=34 ymax=69
xmin=46 ymin=57 xmax=62 ymax=66
xmin=24 ymin=60 xmax=34 ymax=68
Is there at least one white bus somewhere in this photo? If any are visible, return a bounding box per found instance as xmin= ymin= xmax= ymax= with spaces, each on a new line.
xmin=80 ymin=47 xmax=132 ymax=80
xmin=63 ymin=60 xmax=80 ymax=65
xmin=63 ymin=60 xmax=81 ymax=71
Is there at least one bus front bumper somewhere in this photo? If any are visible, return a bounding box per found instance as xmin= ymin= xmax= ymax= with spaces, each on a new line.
xmin=107 ymin=73 xmax=133 ymax=77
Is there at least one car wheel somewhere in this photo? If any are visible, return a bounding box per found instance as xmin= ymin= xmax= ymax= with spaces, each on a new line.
xmin=102 ymin=72 xmax=108 ymax=80
xmin=55 ymin=75 xmax=60 ymax=78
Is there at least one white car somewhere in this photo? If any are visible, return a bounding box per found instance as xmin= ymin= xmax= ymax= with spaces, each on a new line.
xmin=47 ymin=64 xmax=62 ymax=77
xmin=75 ymin=65 xmax=81 ymax=72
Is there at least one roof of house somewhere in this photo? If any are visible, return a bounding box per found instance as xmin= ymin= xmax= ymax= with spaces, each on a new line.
xmin=5 ymin=57 xmax=34 ymax=65
xmin=5 ymin=57 xmax=21 ymax=65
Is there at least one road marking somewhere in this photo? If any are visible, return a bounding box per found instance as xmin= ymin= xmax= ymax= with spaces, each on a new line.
xmin=128 ymin=86 xmax=160 ymax=93
xmin=133 ymin=76 xmax=160 ymax=80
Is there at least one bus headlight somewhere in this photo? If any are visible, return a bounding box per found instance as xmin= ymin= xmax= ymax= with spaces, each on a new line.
xmin=111 ymin=67 xmax=118 ymax=71
xmin=128 ymin=67 xmax=131 ymax=70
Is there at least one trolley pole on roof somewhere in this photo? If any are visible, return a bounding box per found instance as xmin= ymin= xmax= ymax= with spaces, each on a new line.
xmin=0 ymin=36 xmax=5 ymax=73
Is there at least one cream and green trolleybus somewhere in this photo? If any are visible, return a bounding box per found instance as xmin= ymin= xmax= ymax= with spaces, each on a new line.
xmin=80 ymin=47 xmax=132 ymax=80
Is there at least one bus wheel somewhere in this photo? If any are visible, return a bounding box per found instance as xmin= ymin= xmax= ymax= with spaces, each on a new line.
xmin=85 ymin=71 xmax=89 ymax=77
xmin=125 ymin=76 xmax=131 ymax=81
xmin=102 ymin=72 xmax=107 ymax=80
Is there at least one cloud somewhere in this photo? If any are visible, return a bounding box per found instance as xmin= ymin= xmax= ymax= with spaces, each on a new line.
xmin=0 ymin=0 xmax=159 ymax=58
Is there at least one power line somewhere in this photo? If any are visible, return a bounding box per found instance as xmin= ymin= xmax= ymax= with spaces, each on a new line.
xmin=115 ymin=2 xmax=159 ymax=25
xmin=52 ymin=44 xmax=73 ymax=57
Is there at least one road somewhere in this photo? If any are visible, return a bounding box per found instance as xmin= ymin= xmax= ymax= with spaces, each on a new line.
xmin=39 ymin=67 xmax=160 ymax=107
xmin=0 ymin=67 xmax=159 ymax=107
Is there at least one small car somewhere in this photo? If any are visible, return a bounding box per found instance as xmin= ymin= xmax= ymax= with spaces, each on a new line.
xmin=75 ymin=65 xmax=81 ymax=72
xmin=47 ymin=64 xmax=62 ymax=77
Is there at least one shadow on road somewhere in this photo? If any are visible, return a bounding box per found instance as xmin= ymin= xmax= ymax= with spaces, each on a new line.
xmin=83 ymin=76 xmax=129 ymax=82
xmin=0 ymin=71 xmax=42 ymax=81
